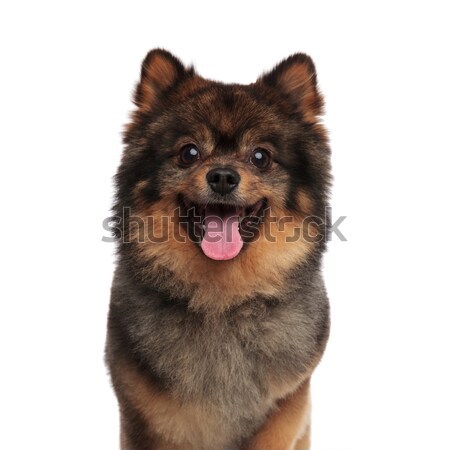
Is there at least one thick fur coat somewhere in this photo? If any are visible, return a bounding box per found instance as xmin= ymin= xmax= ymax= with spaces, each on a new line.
xmin=106 ymin=49 xmax=331 ymax=450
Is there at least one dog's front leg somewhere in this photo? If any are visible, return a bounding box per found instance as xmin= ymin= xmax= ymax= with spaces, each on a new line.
xmin=242 ymin=379 xmax=311 ymax=450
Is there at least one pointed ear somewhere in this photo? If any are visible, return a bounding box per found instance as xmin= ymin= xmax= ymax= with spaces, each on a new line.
xmin=257 ymin=53 xmax=324 ymax=123
xmin=134 ymin=49 xmax=192 ymax=112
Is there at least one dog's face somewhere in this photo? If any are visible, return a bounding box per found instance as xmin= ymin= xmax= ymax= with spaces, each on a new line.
xmin=115 ymin=50 xmax=331 ymax=309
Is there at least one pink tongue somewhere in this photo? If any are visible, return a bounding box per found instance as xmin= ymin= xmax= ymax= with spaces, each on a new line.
xmin=200 ymin=207 xmax=243 ymax=260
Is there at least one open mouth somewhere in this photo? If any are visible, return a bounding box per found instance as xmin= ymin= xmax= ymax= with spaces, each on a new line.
xmin=179 ymin=196 xmax=266 ymax=261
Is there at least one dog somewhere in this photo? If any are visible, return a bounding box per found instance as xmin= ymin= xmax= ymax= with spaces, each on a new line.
xmin=106 ymin=49 xmax=331 ymax=450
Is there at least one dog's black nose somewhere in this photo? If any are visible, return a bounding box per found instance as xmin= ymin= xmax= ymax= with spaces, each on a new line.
xmin=206 ymin=167 xmax=240 ymax=195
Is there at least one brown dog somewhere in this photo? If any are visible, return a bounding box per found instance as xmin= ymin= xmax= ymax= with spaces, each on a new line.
xmin=106 ymin=49 xmax=331 ymax=449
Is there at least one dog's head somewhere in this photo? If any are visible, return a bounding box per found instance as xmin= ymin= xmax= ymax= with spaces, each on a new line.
xmin=114 ymin=50 xmax=331 ymax=308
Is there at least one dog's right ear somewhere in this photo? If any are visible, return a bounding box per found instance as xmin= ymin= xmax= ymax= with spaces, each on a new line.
xmin=134 ymin=49 xmax=192 ymax=112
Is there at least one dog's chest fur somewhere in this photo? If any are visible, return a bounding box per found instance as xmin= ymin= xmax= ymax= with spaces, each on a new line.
xmin=108 ymin=269 xmax=328 ymax=448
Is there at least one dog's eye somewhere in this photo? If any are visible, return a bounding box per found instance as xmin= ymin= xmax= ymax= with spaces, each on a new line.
xmin=250 ymin=148 xmax=272 ymax=170
xmin=179 ymin=144 xmax=200 ymax=166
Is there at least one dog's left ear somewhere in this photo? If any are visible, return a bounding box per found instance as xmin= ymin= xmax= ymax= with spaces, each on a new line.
xmin=257 ymin=54 xmax=324 ymax=123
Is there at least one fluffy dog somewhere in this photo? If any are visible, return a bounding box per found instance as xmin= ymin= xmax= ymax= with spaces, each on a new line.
xmin=106 ymin=49 xmax=331 ymax=450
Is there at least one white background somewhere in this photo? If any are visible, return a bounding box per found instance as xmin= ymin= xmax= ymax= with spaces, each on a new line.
xmin=1 ymin=1 xmax=449 ymax=449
